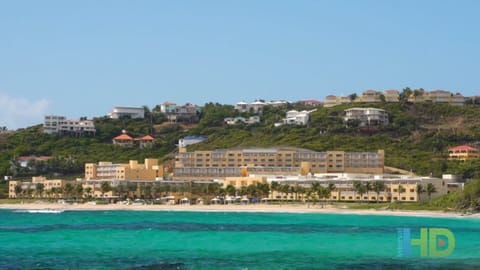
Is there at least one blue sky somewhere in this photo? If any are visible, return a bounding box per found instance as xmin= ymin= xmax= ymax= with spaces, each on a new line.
xmin=1 ymin=0 xmax=479 ymax=129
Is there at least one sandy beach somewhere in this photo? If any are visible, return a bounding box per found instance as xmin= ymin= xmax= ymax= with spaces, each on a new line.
xmin=1 ymin=202 xmax=478 ymax=218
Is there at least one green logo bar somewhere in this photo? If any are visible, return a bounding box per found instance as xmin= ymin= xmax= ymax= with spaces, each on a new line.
xmin=398 ymin=227 xmax=455 ymax=257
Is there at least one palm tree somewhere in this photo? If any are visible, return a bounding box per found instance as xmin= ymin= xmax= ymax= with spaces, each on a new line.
xmin=296 ymin=186 xmax=306 ymax=202
xmin=353 ymin=181 xmax=367 ymax=203
xmin=416 ymin=184 xmax=425 ymax=201
xmin=426 ymin=183 xmax=436 ymax=199
xmin=256 ymin=183 xmax=270 ymax=199
xmin=84 ymin=187 xmax=93 ymax=200
xmin=100 ymin=181 xmax=111 ymax=198
xmin=310 ymin=182 xmax=321 ymax=204
xmin=372 ymin=181 xmax=386 ymax=203
xmin=225 ymin=184 xmax=236 ymax=197
xmin=74 ymin=184 xmax=83 ymax=200
xmin=280 ymin=184 xmax=291 ymax=201
xmin=64 ymin=183 xmax=74 ymax=200
xmin=14 ymin=184 xmax=22 ymax=199
xmin=144 ymin=184 xmax=153 ymax=200
xmin=270 ymin=181 xmax=280 ymax=199
xmin=365 ymin=182 xmax=372 ymax=202
xmin=397 ymin=184 xmax=406 ymax=201
xmin=35 ymin=183 xmax=45 ymax=198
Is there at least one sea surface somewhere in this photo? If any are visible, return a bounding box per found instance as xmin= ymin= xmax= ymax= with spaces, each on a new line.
xmin=1 ymin=210 xmax=480 ymax=270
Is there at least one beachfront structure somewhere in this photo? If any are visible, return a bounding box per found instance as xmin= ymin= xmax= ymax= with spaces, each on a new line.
xmin=344 ymin=108 xmax=389 ymax=127
xmin=43 ymin=115 xmax=96 ymax=136
xmin=173 ymin=147 xmax=385 ymax=180
xmin=8 ymin=177 xmax=67 ymax=198
xmin=221 ymin=173 xmax=457 ymax=203
xmin=109 ymin=106 xmax=145 ymax=119
xmin=259 ymin=173 xmax=456 ymax=203
xmin=85 ymin=159 xmax=163 ymax=181
xmin=448 ymin=145 xmax=479 ymax=161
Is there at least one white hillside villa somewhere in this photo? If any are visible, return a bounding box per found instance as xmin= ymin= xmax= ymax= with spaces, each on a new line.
xmin=43 ymin=115 xmax=96 ymax=136
xmin=109 ymin=106 xmax=145 ymax=119
xmin=344 ymin=108 xmax=389 ymax=127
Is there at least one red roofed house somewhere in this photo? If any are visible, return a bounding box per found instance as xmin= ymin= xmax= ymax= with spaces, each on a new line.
xmin=113 ymin=133 xmax=155 ymax=148
xmin=383 ymin=89 xmax=400 ymax=102
xmin=448 ymin=145 xmax=479 ymax=161
xmin=297 ymin=99 xmax=322 ymax=106
xmin=17 ymin=156 xmax=53 ymax=168
xmin=135 ymin=135 xmax=155 ymax=149
xmin=113 ymin=134 xmax=134 ymax=147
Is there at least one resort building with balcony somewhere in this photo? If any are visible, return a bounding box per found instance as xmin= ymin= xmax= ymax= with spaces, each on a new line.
xmin=259 ymin=173 xmax=455 ymax=203
xmin=173 ymin=147 xmax=385 ymax=181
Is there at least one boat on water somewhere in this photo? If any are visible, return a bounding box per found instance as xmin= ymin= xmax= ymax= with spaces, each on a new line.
xmin=14 ymin=209 xmax=64 ymax=214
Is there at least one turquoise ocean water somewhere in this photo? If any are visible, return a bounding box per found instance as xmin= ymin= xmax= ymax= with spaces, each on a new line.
xmin=1 ymin=210 xmax=480 ymax=270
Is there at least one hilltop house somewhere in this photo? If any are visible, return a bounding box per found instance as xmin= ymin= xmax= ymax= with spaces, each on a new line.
xmin=448 ymin=145 xmax=479 ymax=161
xmin=17 ymin=156 xmax=52 ymax=168
xmin=344 ymin=108 xmax=389 ymax=127
xmin=109 ymin=106 xmax=145 ymax=119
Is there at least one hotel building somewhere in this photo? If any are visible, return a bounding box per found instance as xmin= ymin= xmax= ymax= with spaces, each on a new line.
xmin=173 ymin=147 xmax=385 ymax=180
xmin=85 ymin=159 xmax=163 ymax=181
xmin=9 ymin=177 xmax=66 ymax=198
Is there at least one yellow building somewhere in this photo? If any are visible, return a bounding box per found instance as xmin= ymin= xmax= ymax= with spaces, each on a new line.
xmin=448 ymin=145 xmax=479 ymax=161
xmin=85 ymin=158 xmax=163 ymax=181
xmin=265 ymin=174 xmax=454 ymax=203
xmin=223 ymin=176 xmax=267 ymax=189
xmin=9 ymin=176 xmax=66 ymax=198
xmin=174 ymin=147 xmax=384 ymax=180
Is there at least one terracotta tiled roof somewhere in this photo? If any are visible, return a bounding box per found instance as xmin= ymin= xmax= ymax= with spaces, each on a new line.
xmin=298 ymin=99 xmax=321 ymax=104
xmin=448 ymin=145 xmax=479 ymax=151
xmin=18 ymin=156 xmax=52 ymax=161
xmin=136 ymin=135 xmax=155 ymax=141
xmin=113 ymin=134 xmax=133 ymax=140
xmin=385 ymin=89 xmax=399 ymax=93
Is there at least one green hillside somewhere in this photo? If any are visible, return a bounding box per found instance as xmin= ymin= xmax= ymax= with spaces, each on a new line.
xmin=188 ymin=102 xmax=480 ymax=179
xmin=0 ymin=102 xmax=479 ymax=181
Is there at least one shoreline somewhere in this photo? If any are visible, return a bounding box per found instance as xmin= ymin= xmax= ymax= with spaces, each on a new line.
xmin=1 ymin=202 xmax=479 ymax=218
